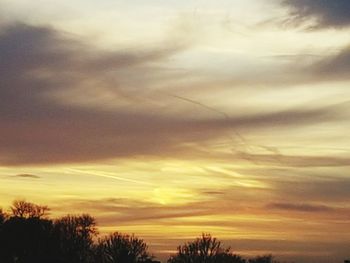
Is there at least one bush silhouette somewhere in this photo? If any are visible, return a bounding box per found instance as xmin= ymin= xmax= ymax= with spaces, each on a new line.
xmin=248 ymin=255 xmax=276 ymax=263
xmin=167 ymin=233 xmax=245 ymax=263
xmin=95 ymin=232 xmax=155 ymax=263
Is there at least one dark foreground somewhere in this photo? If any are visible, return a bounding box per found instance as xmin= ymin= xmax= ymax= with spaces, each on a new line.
xmin=0 ymin=200 xmax=348 ymax=263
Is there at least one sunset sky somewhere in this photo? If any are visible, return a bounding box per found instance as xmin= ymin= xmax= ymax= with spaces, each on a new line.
xmin=1 ymin=0 xmax=350 ymax=262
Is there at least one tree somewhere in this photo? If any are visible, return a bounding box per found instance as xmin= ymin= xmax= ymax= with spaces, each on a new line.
xmin=0 ymin=208 xmax=6 ymax=249
xmin=0 ymin=208 xmax=99 ymax=263
xmin=95 ymin=232 xmax=155 ymax=263
xmin=0 ymin=200 xmax=282 ymax=263
xmin=0 ymin=201 xmax=163 ymax=263
xmin=248 ymin=255 xmax=274 ymax=263
xmin=54 ymin=214 xmax=98 ymax=263
xmin=10 ymin=200 xmax=49 ymax=219
xmin=0 ymin=212 xmax=56 ymax=262
xmin=167 ymin=234 xmax=245 ymax=263
xmin=0 ymin=208 xmax=6 ymax=225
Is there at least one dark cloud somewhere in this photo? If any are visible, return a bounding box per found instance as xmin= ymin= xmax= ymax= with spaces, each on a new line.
xmin=13 ymin=173 xmax=40 ymax=179
xmin=232 ymin=151 xmax=350 ymax=167
xmin=261 ymin=46 xmax=350 ymax=84
xmin=314 ymin=46 xmax=350 ymax=79
xmin=283 ymin=0 xmax=350 ymax=29
xmin=267 ymin=202 xmax=334 ymax=212
xmin=221 ymin=102 xmax=347 ymax=128
xmin=291 ymin=45 xmax=350 ymax=83
xmin=200 ymin=190 xmax=225 ymax=195
xmin=0 ymin=22 xmax=347 ymax=165
xmin=273 ymin=178 xmax=350 ymax=202
xmin=0 ymin=22 xmax=200 ymax=165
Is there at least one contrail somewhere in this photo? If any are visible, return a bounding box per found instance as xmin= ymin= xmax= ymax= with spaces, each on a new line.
xmin=163 ymin=92 xmax=286 ymax=165
xmin=164 ymin=92 xmax=248 ymax=147
xmin=65 ymin=168 xmax=154 ymax=186
xmin=169 ymin=94 xmax=230 ymax=118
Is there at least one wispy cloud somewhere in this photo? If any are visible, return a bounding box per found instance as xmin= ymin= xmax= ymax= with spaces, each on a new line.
xmin=267 ymin=202 xmax=334 ymax=213
xmin=232 ymin=151 xmax=350 ymax=167
xmin=55 ymin=198 xmax=214 ymax=225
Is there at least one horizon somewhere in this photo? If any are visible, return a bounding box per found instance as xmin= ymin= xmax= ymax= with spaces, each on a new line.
xmin=1 ymin=0 xmax=350 ymax=262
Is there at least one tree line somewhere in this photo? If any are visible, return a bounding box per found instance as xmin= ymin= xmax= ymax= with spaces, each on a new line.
xmin=0 ymin=200 xmax=346 ymax=263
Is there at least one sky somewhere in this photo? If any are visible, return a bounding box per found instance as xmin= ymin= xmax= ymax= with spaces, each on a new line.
xmin=1 ymin=0 xmax=350 ymax=262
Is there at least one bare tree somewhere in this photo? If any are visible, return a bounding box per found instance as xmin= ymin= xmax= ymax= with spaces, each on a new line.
xmin=55 ymin=214 xmax=98 ymax=263
xmin=96 ymin=232 xmax=155 ymax=263
xmin=10 ymin=200 xmax=49 ymax=218
xmin=168 ymin=233 xmax=245 ymax=263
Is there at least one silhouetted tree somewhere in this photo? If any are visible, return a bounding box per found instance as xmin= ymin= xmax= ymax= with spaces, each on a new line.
xmin=0 ymin=208 xmax=6 ymax=225
xmin=167 ymin=233 xmax=245 ymax=263
xmin=0 ymin=201 xmax=56 ymax=263
xmin=248 ymin=255 xmax=274 ymax=263
xmin=95 ymin=232 xmax=154 ymax=263
xmin=0 ymin=208 xmax=6 ymax=240
xmin=0 ymin=200 xmax=282 ymax=263
xmin=11 ymin=200 xmax=49 ymax=218
xmin=54 ymin=214 xmax=98 ymax=263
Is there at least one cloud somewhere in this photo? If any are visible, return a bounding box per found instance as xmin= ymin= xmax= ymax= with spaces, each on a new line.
xmin=272 ymin=178 xmax=350 ymax=202
xmin=256 ymin=47 xmax=350 ymax=84
xmin=180 ymin=48 xmax=350 ymax=89
xmin=14 ymin=174 xmax=41 ymax=179
xmin=0 ymin=22 xmax=200 ymax=165
xmin=282 ymin=0 xmax=350 ymax=29
xmin=290 ymin=45 xmax=350 ymax=83
xmin=314 ymin=46 xmax=350 ymax=79
xmin=200 ymin=190 xmax=225 ymax=196
xmin=55 ymin=198 xmax=214 ymax=225
xmin=13 ymin=174 xmax=41 ymax=179
xmin=0 ymin=22 xmax=348 ymax=165
xmin=233 ymin=151 xmax=350 ymax=167
xmin=267 ymin=202 xmax=334 ymax=212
